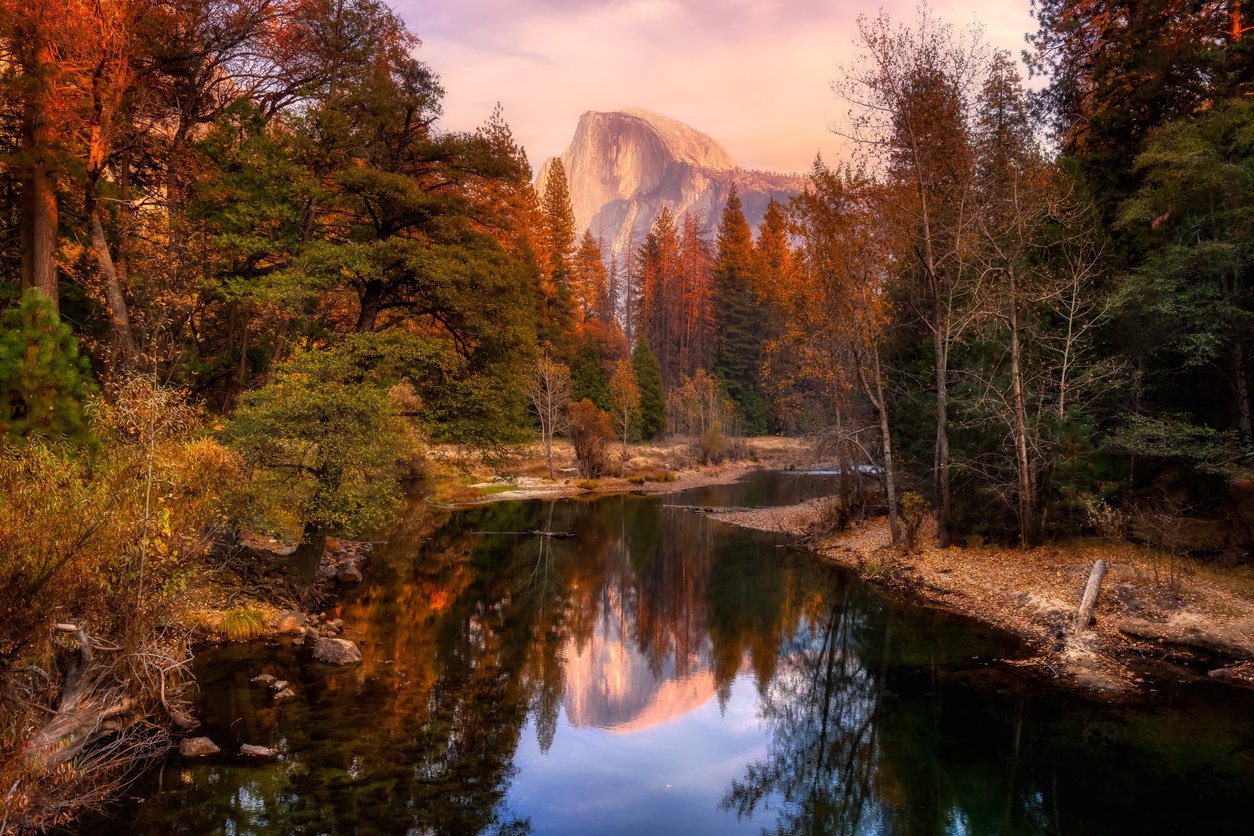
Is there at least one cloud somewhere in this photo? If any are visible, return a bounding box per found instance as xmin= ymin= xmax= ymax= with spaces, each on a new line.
xmin=397 ymin=1 xmax=1037 ymax=174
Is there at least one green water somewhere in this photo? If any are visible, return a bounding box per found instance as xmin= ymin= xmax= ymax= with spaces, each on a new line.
xmin=83 ymin=473 xmax=1254 ymax=834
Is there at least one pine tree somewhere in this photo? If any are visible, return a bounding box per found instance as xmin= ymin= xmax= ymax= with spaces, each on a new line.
xmin=570 ymin=230 xmax=609 ymax=324
xmin=636 ymin=207 xmax=682 ymax=386
xmin=539 ymin=157 xmax=578 ymax=343
xmin=712 ymin=186 xmax=769 ymax=434
xmin=632 ymin=338 xmax=666 ymax=439
xmin=570 ymin=346 xmax=611 ymax=412
xmin=0 ymin=290 xmax=97 ymax=447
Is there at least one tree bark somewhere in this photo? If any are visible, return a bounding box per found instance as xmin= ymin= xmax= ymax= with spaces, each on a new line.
xmin=356 ymin=281 xmax=384 ymax=332
xmin=89 ymin=200 xmax=138 ymax=367
xmin=18 ymin=35 xmax=59 ymax=308
xmin=1008 ymin=268 xmax=1037 ymax=548
xmin=857 ymin=345 xmax=900 ymax=542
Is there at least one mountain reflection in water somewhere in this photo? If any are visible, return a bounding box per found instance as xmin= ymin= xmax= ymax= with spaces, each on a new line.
xmin=81 ymin=473 xmax=1254 ymax=835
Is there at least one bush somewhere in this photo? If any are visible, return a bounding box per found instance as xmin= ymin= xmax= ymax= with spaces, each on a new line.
xmin=900 ymin=492 xmax=928 ymax=550
xmin=567 ymin=398 xmax=613 ymax=478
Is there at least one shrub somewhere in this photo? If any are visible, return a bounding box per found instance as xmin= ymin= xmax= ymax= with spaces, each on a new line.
xmin=900 ymin=492 xmax=928 ymax=550
xmin=567 ymin=399 xmax=613 ymax=478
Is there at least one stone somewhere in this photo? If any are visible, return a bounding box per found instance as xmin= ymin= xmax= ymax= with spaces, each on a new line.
xmin=179 ymin=737 xmax=219 ymax=757
xmin=271 ymin=679 xmax=288 ymax=691
xmin=239 ymin=743 xmax=278 ymax=759
xmin=275 ymin=611 xmax=305 ymax=635
xmin=330 ymin=618 xmax=344 ymax=631
xmin=337 ymin=562 xmax=363 ymax=584
xmin=251 ymin=674 xmax=276 ymax=687
xmin=312 ymin=637 xmax=362 ymax=665
xmin=273 ymin=687 xmax=296 ymax=701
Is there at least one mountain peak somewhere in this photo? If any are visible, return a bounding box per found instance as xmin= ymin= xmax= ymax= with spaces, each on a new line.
xmin=537 ymin=108 xmax=802 ymax=260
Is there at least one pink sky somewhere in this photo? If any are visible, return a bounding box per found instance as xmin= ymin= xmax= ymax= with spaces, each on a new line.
xmin=395 ymin=1 xmax=1038 ymax=175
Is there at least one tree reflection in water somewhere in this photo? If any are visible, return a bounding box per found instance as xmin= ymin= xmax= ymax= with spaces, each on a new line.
xmin=721 ymin=587 xmax=887 ymax=836
xmin=83 ymin=483 xmax=1254 ymax=835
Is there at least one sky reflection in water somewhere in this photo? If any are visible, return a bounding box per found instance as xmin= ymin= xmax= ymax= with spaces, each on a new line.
xmin=83 ymin=472 xmax=1254 ymax=835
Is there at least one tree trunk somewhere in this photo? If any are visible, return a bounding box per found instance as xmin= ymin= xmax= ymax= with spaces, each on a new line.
xmin=18 ymin=36 xmax=59 ymax=308
xmin=857 ymin=345 xmax=900 ymax=543
xmin=1008 ymin=269 xmax=1036 ymax=548
xmin=356 ymin=281 xmax=384 ymax=332
xmin=918 ymin=174 xmax=951 ymax=547
xmin=1236 ymin=336 xmax=1252 ymax=450
xmin=89 ymin=200 xmax=138 ymax=367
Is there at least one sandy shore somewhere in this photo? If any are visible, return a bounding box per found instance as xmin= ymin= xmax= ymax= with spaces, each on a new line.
xmin=713 ymin=500 xmax=1254 ymax=695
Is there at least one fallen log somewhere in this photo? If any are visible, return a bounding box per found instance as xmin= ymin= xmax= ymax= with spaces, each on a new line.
xmin=1073 ymin=559 xmax=1108 ymax=636
xmin=23 ymin=626 xmax=136 ymax=773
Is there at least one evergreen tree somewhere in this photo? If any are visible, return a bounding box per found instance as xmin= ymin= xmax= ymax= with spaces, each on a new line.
xmin=0 ymin=290 xmax=96 ymax=447
xmin=632 ymin=338 xmax=666 ymax=439
xmin=539 ymin=157 xmax=578 ymax=343
xmin=570 ymin=230 xmax=609 ymax=324
xmin=712 ymin=186 xmax=770 ymax=434
xmin=570 ymin=346 xmax=611 ymax=412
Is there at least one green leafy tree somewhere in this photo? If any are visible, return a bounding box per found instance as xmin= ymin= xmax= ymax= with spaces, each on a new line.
xmin=223 ymin=344 xmax=419 ymax=543
xmin=0 ymin=289 xmax=96 ymax=447
xmin=632 ymin=338 xmax=666 ymax=438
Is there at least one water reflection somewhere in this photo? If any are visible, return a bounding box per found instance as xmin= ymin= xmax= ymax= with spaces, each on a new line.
xmin=82 ymin=473 xmax=1254 ymax=835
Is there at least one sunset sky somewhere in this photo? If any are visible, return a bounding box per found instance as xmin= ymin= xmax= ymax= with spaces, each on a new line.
xmin=396 ymin=1 xmax=1038 ymax=175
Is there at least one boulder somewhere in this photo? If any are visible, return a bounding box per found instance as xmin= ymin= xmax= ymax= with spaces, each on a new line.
xmin=251 ymin=674 xmax=276 ymax=687
xmin=275 ymin=611 xmax=306 ymax=635
xmin=179 ymin=737 xmax=220 ymax=757
xmin=239 ymin=743 xmax=278 ymax=759
xmin=273 ymin=687 xmax=296 ymax=702
xmin=271 ymin=679 xmax=288 ymax=691
xmin=337 ymin=562 xmax=363 ymax=584
xmin=312 ymin=637 xmax=362 ymax=665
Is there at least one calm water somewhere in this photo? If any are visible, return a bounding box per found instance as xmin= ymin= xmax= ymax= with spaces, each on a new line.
xmin=84 ymin=472 xmax=1254 ymax=834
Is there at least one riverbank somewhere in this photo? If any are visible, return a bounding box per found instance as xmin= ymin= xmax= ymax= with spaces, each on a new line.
xmin=424 ymin=436 xmax=813 ymax=504
xmin=712 ymin=499 xmax=1254 ymax=695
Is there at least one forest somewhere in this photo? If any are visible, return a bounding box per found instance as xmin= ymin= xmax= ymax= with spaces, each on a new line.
xmin=0 ymin=0 xmax=1252 ymax=829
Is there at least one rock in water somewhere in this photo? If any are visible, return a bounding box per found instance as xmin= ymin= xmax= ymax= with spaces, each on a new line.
xmin=239 ymin=743 xmax=278 ymax=759
xmin=179 ymin=737 xmax=220 ymax=757
xmin=273 ymin=687 xmax=296 ymax=702
xmin=250 ymin=673 xmax=276 ymax=687
xmin=337 ymin=562 xmax=363 ymax=584
xmin=312 ymin=637 xmax=362 ymax=665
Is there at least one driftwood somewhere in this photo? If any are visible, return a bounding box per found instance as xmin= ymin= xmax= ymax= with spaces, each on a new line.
xmin=24 ymin=627 xmax=135 ymax=772
xmin=1073 ymin=559 xmax=1108 ymax=635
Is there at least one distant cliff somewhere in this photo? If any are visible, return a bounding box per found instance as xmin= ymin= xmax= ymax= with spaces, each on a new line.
xmin=536 ymin=108 xmax=805 ymax=259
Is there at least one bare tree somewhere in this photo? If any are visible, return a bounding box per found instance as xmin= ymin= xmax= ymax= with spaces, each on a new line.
xmin=527 ymin=353 xmax=571 ymax=480
xmin=837 ymin=7 xmax=986 ymax=547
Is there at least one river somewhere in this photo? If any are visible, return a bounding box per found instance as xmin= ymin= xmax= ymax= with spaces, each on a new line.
xmin=83 ymin=472 xmax=1254 ymax=834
